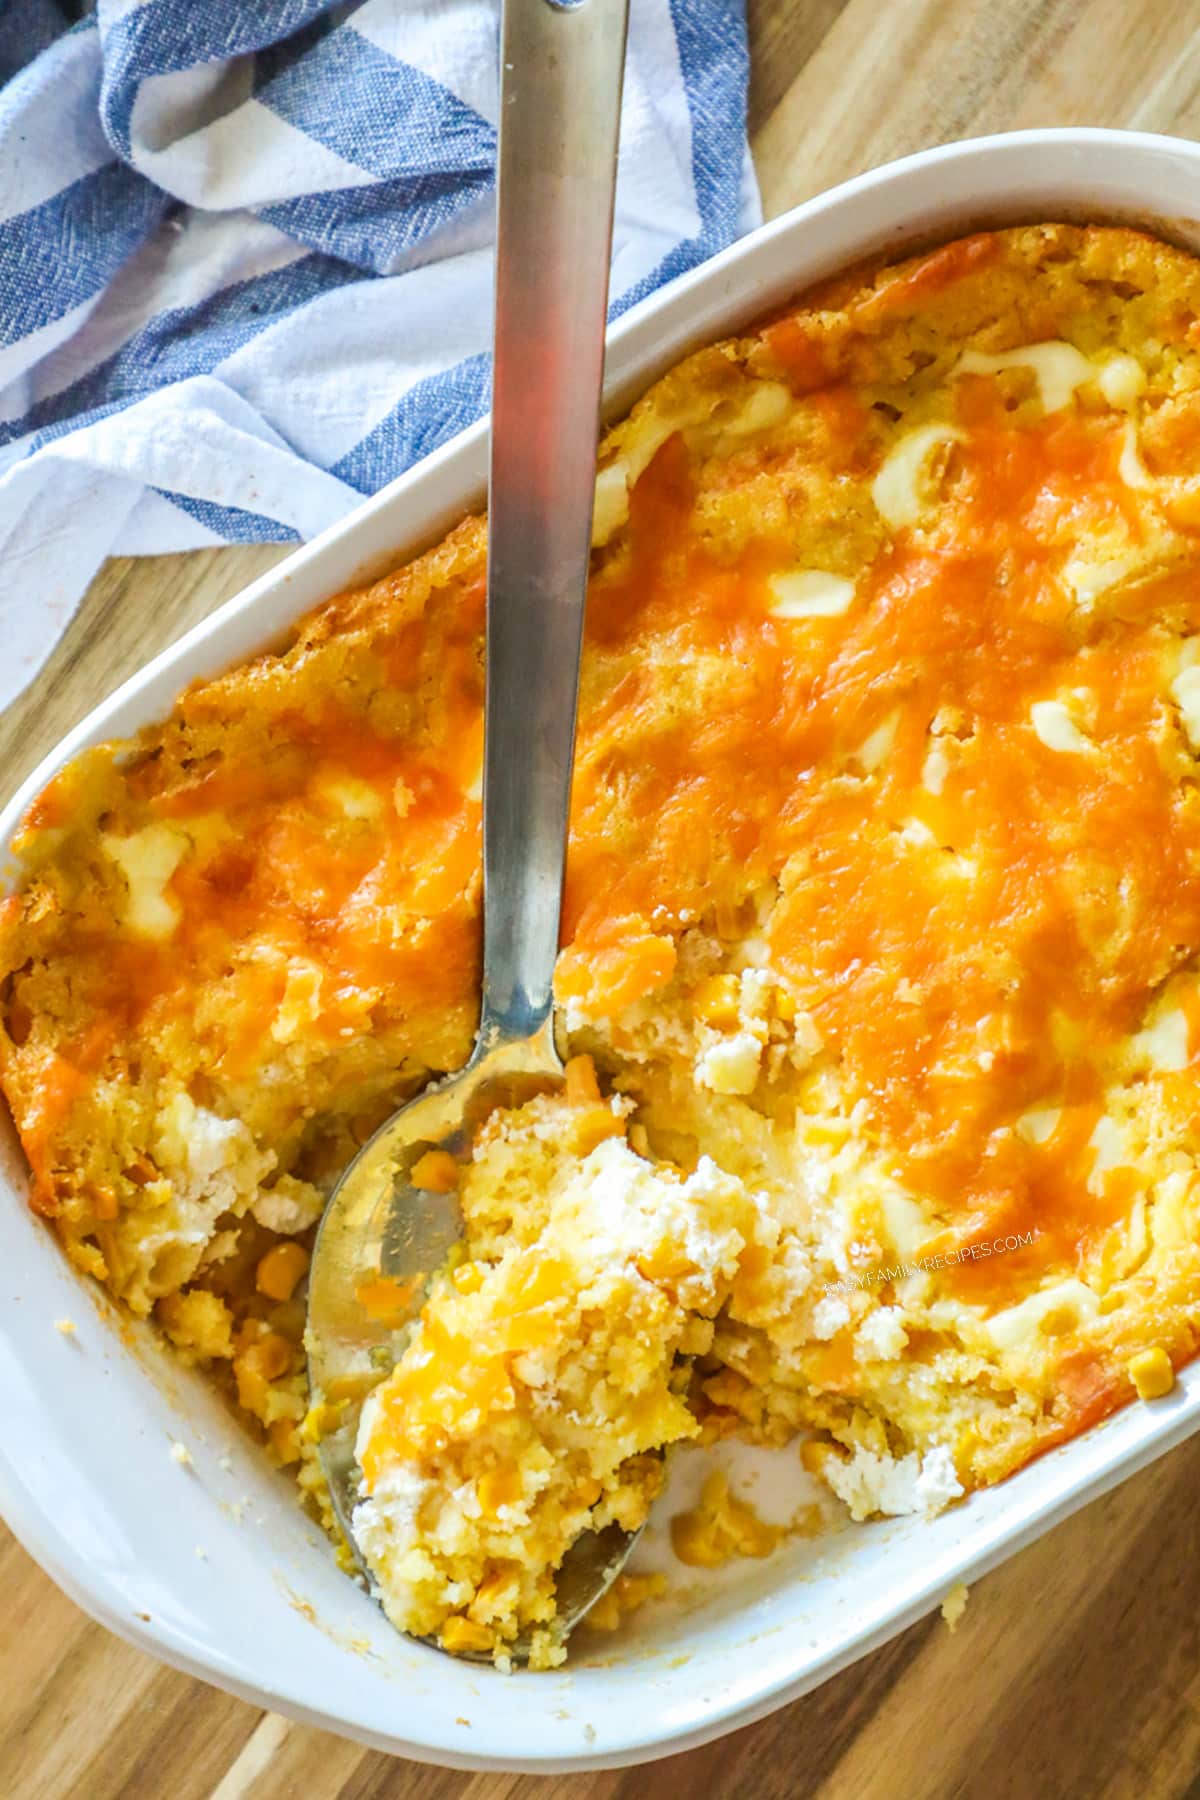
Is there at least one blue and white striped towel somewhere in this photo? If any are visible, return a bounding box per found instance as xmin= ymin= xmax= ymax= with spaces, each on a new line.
xmin=0 ymin=0 xmax=758 ymax=707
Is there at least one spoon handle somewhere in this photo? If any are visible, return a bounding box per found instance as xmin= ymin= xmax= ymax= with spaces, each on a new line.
xmin=479 ymin=0 xmax=629 ymax=1048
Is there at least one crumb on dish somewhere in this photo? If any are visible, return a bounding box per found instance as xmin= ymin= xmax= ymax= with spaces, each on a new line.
xmin=941 ymin=1581 xmax=969 ymax=1632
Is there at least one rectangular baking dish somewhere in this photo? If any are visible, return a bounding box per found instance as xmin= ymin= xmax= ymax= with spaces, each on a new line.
xmin=4 ymin=128 xmax=1200 ymax=1773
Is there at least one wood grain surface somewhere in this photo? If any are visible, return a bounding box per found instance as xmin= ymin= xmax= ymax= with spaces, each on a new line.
xmin=6 ymin=2 xmax=1200 ymax=1794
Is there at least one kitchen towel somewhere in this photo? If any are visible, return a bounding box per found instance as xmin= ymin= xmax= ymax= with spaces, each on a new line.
xmin=0 ymin=0 xmax=759 ymax=707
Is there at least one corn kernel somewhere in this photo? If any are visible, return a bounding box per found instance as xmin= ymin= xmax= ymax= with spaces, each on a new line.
xmin=773 ymin=987 xmax=797 ymax=1022
xmin=267 ymin=1417 xmax=300 ymax=1465
xmin=451 ymin=1260 xmax=484 ymax=1296
xmin=440 ymin=1615 xmax=495 ymax=1655
xmin=564 ymin=1053 xmax=601 ymax=1105
xmin=635 ymin=1241 xmax=694 ymax=1285
xmin=569 ymin=1105 xmax=625 ymax=1156
xmin=240 ymin=1331 xmax=293 ymax=1383
xmin=800 ymin=1438 xmax=841 ymax=1476
xmin=713 ymin=899 xmax=741 ymax=939
xmin=670 ymin=1506 xmax=724 ymax=1568
xmin=92 ymin=1184 xmax=119 ymax=1222
xmin=300 ymin=1400 xmax=343 ymax=1443
xmin=477 ymin=1464 xmax=523 ymax=1513
xmin=470 ymin=1569 xmax=518 ymax=1622
xmin=692 ymin=973 xmax=741 ymax=1029
xmin=1128 ymin=1345 xmax=1175 ymax=1400
xmin=255 ymin=1241 xmax=311 ymax=1302
xmin=411 ymin=1149 xmax=459 ymax=1193
xmin=356 ymin=1273 xmax=420 ymax=1320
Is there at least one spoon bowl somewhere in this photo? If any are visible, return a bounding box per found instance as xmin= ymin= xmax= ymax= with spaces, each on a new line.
xmin=306 ymin=1027 xmax=643 ymax=1662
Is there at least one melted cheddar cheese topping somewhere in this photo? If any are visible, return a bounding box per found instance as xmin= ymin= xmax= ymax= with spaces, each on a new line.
xmin=7 ymin=225 xmax=1200 ymax=1640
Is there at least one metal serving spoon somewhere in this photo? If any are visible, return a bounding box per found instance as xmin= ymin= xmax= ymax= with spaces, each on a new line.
xmin=306 ymin=0 xmax=631 ymax=1659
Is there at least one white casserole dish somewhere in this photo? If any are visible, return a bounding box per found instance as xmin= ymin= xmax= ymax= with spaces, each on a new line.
xmin=4 ymin=127 xmax=1200 ymax=1772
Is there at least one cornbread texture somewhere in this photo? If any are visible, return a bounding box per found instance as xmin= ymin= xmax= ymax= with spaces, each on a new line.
xmin=6 ymin=224 xmax=1200 ymax=1657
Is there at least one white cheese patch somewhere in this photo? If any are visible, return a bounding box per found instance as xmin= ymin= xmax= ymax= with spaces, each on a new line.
xmin=312 ymin=773 xmax=382 ymax=819
xmin=1030 ymin=699 xmax=1091 ymax=754
xmin=872 ymin=423 xmax=964 ymax=529
xmin=1087 ymin=1114 xmax=1126 ymax=1193
xmin=1062 ymin=541 xmax=1165 ymax=608
xmin=955 ymin=339 xmax=1094 ymax=413
xmin=1097 ymin=354 xmax=1146 ymax=409
xmin=922 ymin=742 xmax=950 ymax=796
xmin=717 ymin=380 xmax=792 ymax=441
xmin=100 ymin=823 xmax=189 ymax=940
xmin=768 ymin=568 xmax=856 ymax=620
xmin=1016 ymin=1105 xmax=1061 ymax=1146
xmin=852 ymin=708 xmax=900 ymax=774
xmin=1131 ymin=1007 xmax=1189 ymax=1073
xmin=983 ymin=1278 xmax=1100 ymax=1354
xmin=898 ymin=817 xmax=937 ymax=848
xmin=272 ymin=961 xmax=324 ymax=1044
xmin=592 ymin=462 xmax=630 ymax=546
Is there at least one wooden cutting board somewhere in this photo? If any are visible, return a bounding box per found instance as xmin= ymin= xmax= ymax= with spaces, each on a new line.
xmin=7 ymin=3 xmax=1200 ymax=1795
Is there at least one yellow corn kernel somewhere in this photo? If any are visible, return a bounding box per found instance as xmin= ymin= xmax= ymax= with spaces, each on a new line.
xmin=564 ymin=1053 xmax=601 ymax=1105
xmin=569 ymin=1105 xmax=625 ymax=1156
xmin=411 ymin=1149 xmax=459 ymax=1193
xmin=440 ymin=1616 xmax=495 ymax=1655
xmin=451 ymin=1260 xmax=484 ymax=1296
xmin=572 ymin=1476 xmax=603 ymax=1509
xmin=477 ymin=1464 xmax=524 ymax=1513
xmin=267 ymin=1417 xmax=300 ymax=1465
xmin=952 ymin=1426 xmax=980 ymax=1482
xmin=355 ymin=1274 xmax=420 ymax=1323
xmin=713 ymin=898 xmax=741 ymax=940
xmin=91 ymin=1184 xmax=119 ymax=1222
xmin=1128 ymin=1345 xmax=1175 ymax=1400
xmin=239 ymin=1330 xmax=293 ymax=1383
xmin=255 ymin=1240 xmax=311 ymax=1302
xmin=692 ymin=973 xmax=741 ymax=1029
xmin=635 ymin=1241 xmax=694 ymax=1286
xmin=470 ymin=1569 xmax=518 ymax=1622
xmin=670 ymin=1506 xmax=724 ymax=1568
xmin=773 ymin=987 xmax=797 ymax=1022
xmin=800 ymin=1438 xmax=841 ymax=1476
xmin=300 ymin=1400 xmax=344 ymax=1444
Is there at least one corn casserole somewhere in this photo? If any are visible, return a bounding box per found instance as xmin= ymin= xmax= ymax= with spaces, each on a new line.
xmin=6 ymin=223 xmax=1200 ymax=1666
